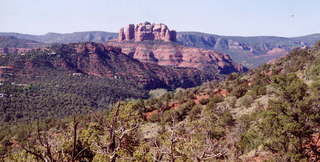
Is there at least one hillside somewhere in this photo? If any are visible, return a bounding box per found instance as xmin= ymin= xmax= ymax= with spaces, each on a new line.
xmin=1 ymin=39 xmax=319 ymax=161
xmin=0 ymin=36 xmax=43 ymax=48
xmin=293 ymin=33 xmax=320 ymax=44
xmin=0 ymin=42 xmax=227 ymax=123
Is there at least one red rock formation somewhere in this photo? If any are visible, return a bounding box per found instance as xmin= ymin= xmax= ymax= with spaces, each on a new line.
xmin=266 ymin=48 xmax=289 ymax=56
xmin=213 ymin=89 xmax=229 ymax=97
xmin=118 ymin=22 xmax=176 ymax=42
xmin=5 ymin=42 xmax=219 ymax=90
xmin=106 ymin=41 xmax=247 ymax=74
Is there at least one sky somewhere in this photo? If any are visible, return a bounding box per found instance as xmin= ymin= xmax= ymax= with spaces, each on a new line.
xmin=0 ymin=0 xmax=319 ymax=37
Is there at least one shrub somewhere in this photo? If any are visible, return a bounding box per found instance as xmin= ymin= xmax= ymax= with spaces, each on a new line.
xmin=237 ymin=112 xmax=263 ymax=154
xmin=248 ymin=86 xmax=267 ymax=98
xmin=209 ymin=95 xmax=224 ymax=104
xmin=258 ymin=101 xmax=310 ymax=161
xmin=306 ymin=57 xmax=320 ymax=80
xmin=243 ymin=71 xmax=318 ymax=160
xmin=227 ymin=72 xmax=239 ymax=81
xmin=188 ymin=105 xmax=202 ymax=120
xmin=231 ymin=85 xmax=248 ymax=98
xmin=175 ymin=101 xmax=195 ymax=120
xmin=225 ymin=96 xmax=237 ymax=108
xmin=219 ymin=111 xmax=234 ymax=126
xmin=238 ymin=95 xmax=254 ymax=107
xmin=148 ymin=89 xmax=168 ymax=98
xmin=310 ymin=81 xmax=320 ymax=96
xmin=205 ymin=96 xmax=225 ymax=113
xmin=208 ymin=126 xmax=225 ymax=139
xmin=271 ymin=74 xmax=307 ymax=103
xmin=314 ymin=40 xmax=320 ymax=49
xmin=238 ymin=128 xmax=262 ymax=154
xmin=199 ymin=98 xmax=209 ymax=105
xmin=286 ymin=48 xmax=313 ymax=72
xmin=149 ymin=112 xmax=160 ymax=122
xmin=161 ymin=110 xmax=173 ymax=123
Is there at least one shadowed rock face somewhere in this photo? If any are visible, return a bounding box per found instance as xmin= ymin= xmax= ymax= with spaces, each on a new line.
xmin=106 ymin=41 xmax=247 ymax=74
xmin=118 ymin=22 xmax=177 ymax=42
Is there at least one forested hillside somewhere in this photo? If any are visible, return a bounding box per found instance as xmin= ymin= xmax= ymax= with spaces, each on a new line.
xmin=0 ymin=42 xmax=224 ymax=123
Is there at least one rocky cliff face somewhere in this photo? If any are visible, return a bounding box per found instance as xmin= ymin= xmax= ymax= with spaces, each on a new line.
xmin=118 ymin=22 xmax=176 ymax=42
xmin=106 ymin=41 xmax=247 ymax=74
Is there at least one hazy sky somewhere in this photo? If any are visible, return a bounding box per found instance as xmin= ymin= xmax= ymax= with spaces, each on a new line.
xmin=1 ymin=0 xmax=319 ymax=37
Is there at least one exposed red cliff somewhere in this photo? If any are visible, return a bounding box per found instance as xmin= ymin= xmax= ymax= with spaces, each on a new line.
xmin=113 ymin=22 xmax=246 ymax=74
xmin=106 ymin=41 xmax=247 ymax=74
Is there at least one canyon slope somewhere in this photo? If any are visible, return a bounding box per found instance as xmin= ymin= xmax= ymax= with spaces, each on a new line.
xmin=0 ymin=42 xmax=219 ymax=90
xmin=0 ymin=42 xmax=225 ymax=121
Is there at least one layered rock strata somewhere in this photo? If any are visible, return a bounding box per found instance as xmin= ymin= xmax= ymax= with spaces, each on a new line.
xmin=118 ymin=22 xmax=176 ymax=42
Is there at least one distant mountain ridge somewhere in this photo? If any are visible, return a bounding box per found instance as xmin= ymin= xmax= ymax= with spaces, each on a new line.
xmin=0 ymin=31 xmax=117 ymax=44
xmin=0 ymin=36 xmax=43 ymax=48
xmin=1 ymin=31 xmax=319 ymax=67
xmin=2 ymin=31 xmax=319 ymax=47
xmin=177 ymin=32 xmax=320 ymax=67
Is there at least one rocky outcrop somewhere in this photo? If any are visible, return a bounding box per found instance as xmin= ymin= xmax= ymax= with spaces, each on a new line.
xmin=106 ymin=41 xmax=247 ymax=74
xmin=118 ymin=22 xmax=176 ymax=42
xmin=113 ymin=23 xmax=247 ymax=74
